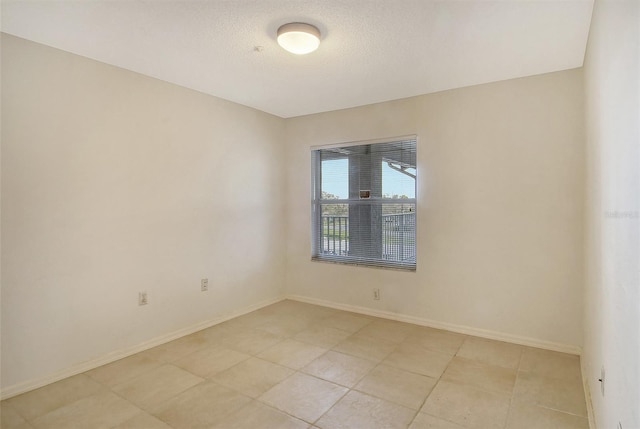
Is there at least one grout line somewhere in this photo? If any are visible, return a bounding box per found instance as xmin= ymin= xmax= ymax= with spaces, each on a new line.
xmin=309 ymin=382 xmax=351 ymax=427
xmin=8 ymin=300 xmax=588 ymax=429
xmin=407 ymin=338 xmax=471 ymax=427
xmin=287 ymin=295 xmax=582 ymax=355
xmin=1 ymin=296 xmax=288 ymax=401
xmin=501 ymin=347 xmax=527 ymax=428
xmin=533 ymin=403 xmax=591 ymax=419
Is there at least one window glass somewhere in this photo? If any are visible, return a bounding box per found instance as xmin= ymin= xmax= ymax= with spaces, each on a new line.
xmin=312 ymin=137 xmax=417 ymax=270
xmin=321 ymin=159 xmax=348 ymax=200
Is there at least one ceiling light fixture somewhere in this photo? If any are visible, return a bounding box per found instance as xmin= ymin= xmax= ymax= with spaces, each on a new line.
xmin=277 ymin=23 xmax=320 ymax=55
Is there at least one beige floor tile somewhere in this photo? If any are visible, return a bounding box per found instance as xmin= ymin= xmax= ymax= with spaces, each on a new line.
xmin=1 ymin=402 xmax=35 ymax=429
xmin=193 ymin=324 xmax=233 ymax=343
xmin=220 ymin=327 xmax=284 ymax=355
xmin=316 ymin=312 xmax=373 ymax=333
xmin=332 ymin=335 xmax=397 ymax=362
xmin=86 ymin=353 xmax=162 ymax=387
xmin=258 ymin=372 xmax=347 ymax=423
xmin=221 ymin=311 xmax=276 ymax=330
xmin=270 ymin=300 xmax=337 ymax=320
xmin=142 ymin=333 xmax=212 ymax=363
xmin=293 ymin=325 xmax=352 ymax=348
xmin=5 ymin=302 xmax=591 ymax=429
xmin=210 ymin=400 xmax=310 ymax=429
xmin=356 ymin=319 xmax=417 ymax=343
xmin=293 ymin=303 xmax=339 ymax=321
xmin=513 ymin=370 xmax=587 ymax=417
xmin=421 ymin=380 xmax=511 ymax=429
xmin=211 ymin=357 xmax=294 ymax=398
xmin=241 ymin=308 xmax=277 ymax=322
xmin=257 ymin=299 xmax=310 ymax=316
xmin=456 ymin=337 xmax=523 ymax=370
xmin=173 ymin=344 xmax=250 ymax=378
xmin=112 ymin=364 xmax=203 ymax=411
xmin=2 ymin=418 xmax=34 ymax=429
xmin=257 ymin=339 xmax=327 ymax=369
xmin=441 ymin=356 xmax=516 ymax=395
xmin=302 ymin=351 xmax=377 ymax=387
xmin=383 ymin=343 xmax=452 ymax=378
xmin=31 ymin=391 xmax=141 ymax=429
xmin=260 ymin=300 xmax=333 ymax=320
xmin=355 ymin=364 xmax=437 ymax=410
xmin=405 ymin=327 xmax=467 ymax=355
xmin=112 ymin=412 xmax=173 ymax=429
xmin=519 ymin=347 xmax=582 ymax=382
xmin=6 ymin=374 xmax=105 ymax=421
xmin=506 ymin=403 xmax=590 ymax=429
xmin=255 ymin=314 xmax=313 ymax=337
xmin=316 ymin=390 xmax=415 ymax=429
xmin=152 ymin=382 xmax=252 ymax=428
xmin=409 ymin=413 xmax=465 ymax=429
xmin=220 ymin=313 xmax=278 ymax=333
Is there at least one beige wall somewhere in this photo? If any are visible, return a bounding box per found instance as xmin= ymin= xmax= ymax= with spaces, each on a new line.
xmin=1 ymin=34 xmax=287 ymax=394
xmin=285 ymin=70 xmax=585 ymax=350
xmin=582 ymin=1 xmax=640 ymax=428
xmin=2 ymin=32 xmax=589 ymax=398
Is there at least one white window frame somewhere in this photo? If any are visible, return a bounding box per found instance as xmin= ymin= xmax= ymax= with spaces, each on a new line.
xmin=311 ymin=135 xmax=417 ymax=271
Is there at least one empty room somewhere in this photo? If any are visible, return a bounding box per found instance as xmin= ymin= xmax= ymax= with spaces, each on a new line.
xmin=1 ymin=0 xmax=638 ymax=428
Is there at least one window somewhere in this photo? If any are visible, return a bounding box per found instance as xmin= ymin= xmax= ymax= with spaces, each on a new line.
xmin=312 ymin=136 xmax=417 ymax=270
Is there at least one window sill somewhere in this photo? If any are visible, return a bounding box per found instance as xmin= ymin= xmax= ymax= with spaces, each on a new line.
xmin=311 ymin=256 xmax=416 ymax=272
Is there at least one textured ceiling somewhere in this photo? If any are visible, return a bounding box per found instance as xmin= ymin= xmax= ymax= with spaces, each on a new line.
xmin=2 ymin=0 xmax=593 ymax=118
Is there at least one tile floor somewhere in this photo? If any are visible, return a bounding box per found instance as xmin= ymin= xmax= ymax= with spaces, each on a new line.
xmin=1 ymin=300 xmax=590 ymax=429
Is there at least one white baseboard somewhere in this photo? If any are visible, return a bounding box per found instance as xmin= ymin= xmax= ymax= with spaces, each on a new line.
xmin=287 ymin=294 xmax=582 ymax=355
xmin=0 ymin=296 xmax=285 ymax=400
xmin=3 ymin=293 xmax=582 ymax=400
xmin=581 ymin=360 xmax=598 ymax=429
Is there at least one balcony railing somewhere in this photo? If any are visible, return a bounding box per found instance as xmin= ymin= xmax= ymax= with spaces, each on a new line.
xmin=321 ymin=215 xmax=349 ymax=256
xmin=320 ymin=212 xmax=416 ymax=262
xmin=382 ymin=212 xmax=416 ymax=261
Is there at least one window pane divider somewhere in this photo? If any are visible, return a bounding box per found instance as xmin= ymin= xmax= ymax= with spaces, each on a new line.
xmin=312 ymin=136 xmax=417 ymax=271
xmin=320 ymin=198 xmax=416 ymax=204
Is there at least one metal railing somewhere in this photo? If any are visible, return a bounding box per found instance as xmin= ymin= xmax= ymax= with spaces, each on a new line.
xmin=382 ymin=212 xmax=416 ymax=262
xmin=321 ymin=215 xmax=349 ymax=256
xmin=320 ymin=212 xmax=416 ymax=262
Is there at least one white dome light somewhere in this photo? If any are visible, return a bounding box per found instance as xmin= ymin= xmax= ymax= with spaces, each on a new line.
xmin=277 ymin=23 xmax=320 ymax=55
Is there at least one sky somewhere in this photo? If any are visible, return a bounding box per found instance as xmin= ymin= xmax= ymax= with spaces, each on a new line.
xmin=322 ymin=159 xmax=415 ymax=199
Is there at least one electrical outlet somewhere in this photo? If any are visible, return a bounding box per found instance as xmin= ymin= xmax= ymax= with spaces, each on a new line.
xmin=201 ymin=278 xmax=209 ymax=292
xmin=373 ymin=288 xmax=380 ymax=300
xmin=138 ymin=291 xmax=148 ymax=306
